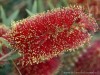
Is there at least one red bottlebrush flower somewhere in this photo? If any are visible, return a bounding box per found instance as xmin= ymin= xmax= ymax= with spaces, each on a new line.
xmin=73 ymin=40 xmax=100 ymax=73
xmin=16 ymin=56 xmax=61 ymax=75
xmin=2 ymin=6 xmax=98 ymax=66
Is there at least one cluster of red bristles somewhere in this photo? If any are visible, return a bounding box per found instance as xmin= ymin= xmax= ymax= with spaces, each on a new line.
xmin=0 ymin=5 xmax=98 ymax=75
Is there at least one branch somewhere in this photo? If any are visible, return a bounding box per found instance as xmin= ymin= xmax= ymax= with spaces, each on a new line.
xmin=0 ymin=50 xmax=16 ymax=61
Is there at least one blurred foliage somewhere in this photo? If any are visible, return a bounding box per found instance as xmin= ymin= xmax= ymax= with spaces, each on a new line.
xmin=0 ymin=6 xmax=19 ymax=27
xmin=26 ymin=0 xmax=68 ymax=16
xmin=0 ymin=0 xmax=69 ymax=23
xmin=0 ymin=61 xmax=13 ymax=75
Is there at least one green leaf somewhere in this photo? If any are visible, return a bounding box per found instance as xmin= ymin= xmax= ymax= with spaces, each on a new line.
xmin=7 ymin=10 xmax=19 ymax=26
xmin=56 ymin=2 xmax=62 ymax=7
xmin=0 ymin=44 xmax=3 ymax=55
xmin=0 ymin=37 xmax=11 ymax=48
xmin=37 ymin=0 xmax=44 ymax=12
xmin=26 ymin=9 xmax=33 ymax=16
xmin=0 ymin=6 xmax=7 ymax=25
xmin=26 ymin=0 xmax=33 ymax=10
xmin=7 ymin=52 xmax=21 ymax=60
xmin=32 ymin=0 xmax=38 ymax=14
xmin=0 ymin=61 xmax=13 ymax=75
xmin=62 ymin=0 xmax=68 ymax=6
xmin=48 ymin=0 xmax=55 ymax=9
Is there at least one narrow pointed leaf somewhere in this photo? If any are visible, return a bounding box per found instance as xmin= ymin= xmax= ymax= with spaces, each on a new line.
xmin=0 ymin=6 xmax=7 ymax=25
xmin=48 ymin=0 xmax=55 ymax=9
xmin=37 ymin=0 xmax=44 ymax=12
xmin=7 ymin=10 xmax=19 ymax=26
xmin=32 ymin=0 xmax=37 ymax=14
xmin=56 ymin=2 xmax=62 ymax=7
xmin=0 ymin=44 xmax=3 ymax=55
xmin=62 ymin=0 xmax=68 ymax=6
xmin=26 ymin=9 xmax=33 ymax=16
xmin=7 ymin=52 xmax=21 ymax=60
xmin=0 ymin=37 xmax=11 ymax=48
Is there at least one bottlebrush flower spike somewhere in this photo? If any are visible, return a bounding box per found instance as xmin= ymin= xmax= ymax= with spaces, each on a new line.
xmin=73 ymin=40 xmax=100 ymax=73
xmin=16 ymin=56 xmax=61 ymax=75
xmin=2 ymin=5 xmax=98 ymax=66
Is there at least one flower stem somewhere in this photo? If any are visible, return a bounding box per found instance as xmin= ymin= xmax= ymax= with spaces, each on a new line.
xmin=11 ymin=60 xmax=22 ymax=75
xmin=0 ymin=50 xmax=15 ymax=61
